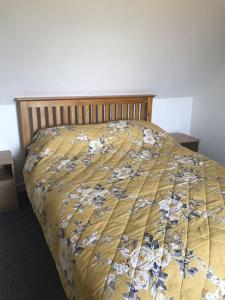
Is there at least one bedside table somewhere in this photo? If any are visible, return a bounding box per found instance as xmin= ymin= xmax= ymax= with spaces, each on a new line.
xmin=0 ymin=151 xmax=18 ymax=213
xmin=171 ymin=133 xmax=200 ymax=152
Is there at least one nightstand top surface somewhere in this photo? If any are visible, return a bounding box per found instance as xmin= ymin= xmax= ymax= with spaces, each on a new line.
xmin=171 ymin=133 xmax=200 ymax=144
xmin=0 ymin=150 xmax=12 ymax=165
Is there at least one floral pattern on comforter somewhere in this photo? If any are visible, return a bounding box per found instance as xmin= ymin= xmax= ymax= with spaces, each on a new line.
xmin=24 ymin=121 xmax=225 ymax=300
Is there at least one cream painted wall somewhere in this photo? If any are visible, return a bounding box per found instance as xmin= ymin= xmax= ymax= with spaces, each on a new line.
xmin=153 ymin=97 xmax=193 ymax=134
xmin=191 ymin=66 xmax=225 ymax=164
xmin=0 ymin=105 xmax=24 ymax=183
xmin=0 ymin=0 xmax=225 ymax=105
xmin=0 ymin=97 xmax=193 ymax=184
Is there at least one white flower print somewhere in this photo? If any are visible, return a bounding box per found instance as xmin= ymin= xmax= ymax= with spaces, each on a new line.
xmin=141 ymin=127 xmax=166 ymax=146
xmin=132 ymin=139 xmax=143 ymax=146
xmin=120 ymin=246 xmax=130 ymax=258
xmin=204 ymin=290 xmax=220 ymax=300
xmin=60 ymin=213 xmax=73 ymax=229
xmin=133 ymin=270 xmax=150 ymax=290
xmin=57 ymin=158 xmax=75 ymax=170
xmin=130 ymin=246 xmax=164 ymax=271
xmin=107 ymin=121 xmax=130 ymax=132
xmin=112 ymin=164 xmax=138 ymax=181
xmin=113 ymin=263 xmax=129 ymax=275
xmin=89 ymin=139 xmax=105 ymax=154
xmin=74 ymin=133 xmax=89 ymax=142
xmin=107 ymin=273 xmax=117 ymax=291
xmin=143 ymin=129 xmax=158 ymax=145
xmin=159 ymin=197 xmax=183 ymax=220
xmin=203 ymin=267 xmax=225 ymax=299
xmin=175 ymin=168 xmax=200 ymax=183
xmin=128 ymin=149 xmax=158 ymax=161
xmin=40 ymin=148 xmax=53 ymax=157
xmin=68 ymin=184 xmax=109 ymax=209
xmin=24 ymin=148 xmax=52 ymax=173
xmin=80 ymin=231 xmax=100 ymax=247
xmin=132 ymin=197 xmax=154 ymax=214
xmin=173 ymin=154 xmax=203 ymax=166
xmin=88 ymin=138 xmax=114 ymax=154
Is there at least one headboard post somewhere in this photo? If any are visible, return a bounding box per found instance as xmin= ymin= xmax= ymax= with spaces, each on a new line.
xmin=147 ymin=96 xmax=153 ymax=122
xmin=17 ymin=101 xmax=30 ymax=151
xmin=16 ymin=95 xmax=155 ymax=154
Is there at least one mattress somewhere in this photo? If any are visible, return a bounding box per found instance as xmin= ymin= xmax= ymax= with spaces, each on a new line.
xmin=24 ymin=120 xmax=225 ymax=300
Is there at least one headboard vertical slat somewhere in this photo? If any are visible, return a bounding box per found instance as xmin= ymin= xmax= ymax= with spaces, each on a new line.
xmin=135 ymin=103 xmax=140 ymax=120
xmin=129 ymin=103 xmax=134 ymax=120
xmin=98 ymin=104 xmax=103 ymax=123
xmin=70 ymin=106 xmax=76 ymax=125
xmin=117 ymin=104 xmax=122 ymax=120
xmin=16 ymin=95 xmax=155 ymax=155
xmin=105 ymin=104 xmax=110 ymax=122
xmin=63 ymin=107 xmax=69 ymax=125
xmin=92 ymin=105 xmax=97 ymax=124
xmin=77 ymin=106 xmax=83 ymax=125
xmin=55 ymin=107 xmax=61 ymax=125
xmin=31 ymin=107 xmax=38 ymax=132
xmin=84 ymin=105 xmax=90 ymax=124
xmin=40 ymin=107 xmax=46 ymax=128
xmin=111 ymin=104 xmax=116 ymax=121
xmin=48 ymin=107 xmax=54 ymax=127
xmin=102 ymin=105 xmax=105 ymax=122
xmin=123 ymin=104 xmax=128 ymax=120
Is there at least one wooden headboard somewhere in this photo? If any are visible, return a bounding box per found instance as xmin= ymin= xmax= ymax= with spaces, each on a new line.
xmin=16 ymin=95 xmax=155 ymax=152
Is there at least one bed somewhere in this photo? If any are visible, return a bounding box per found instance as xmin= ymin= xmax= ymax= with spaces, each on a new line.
xmin=17 ymin=95 xmax=225 ymax=300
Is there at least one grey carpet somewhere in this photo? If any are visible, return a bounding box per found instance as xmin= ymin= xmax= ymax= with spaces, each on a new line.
xmin=0 ymin=197 xmax=67 ymax=300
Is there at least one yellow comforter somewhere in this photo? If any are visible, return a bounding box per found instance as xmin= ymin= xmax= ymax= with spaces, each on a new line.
xmin=24 ymin=121 xmax=225 ymax=300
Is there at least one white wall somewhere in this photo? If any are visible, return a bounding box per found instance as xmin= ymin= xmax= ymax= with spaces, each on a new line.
xmin=0 ymin=105 xmax=24 ymax=183
xmin=191 ymin=66 xmax=225 ymax=164
xmin=153 ymin=97 xmax=193 ymax=134
xmin=0 ymin=0 xmax=225 ymax=105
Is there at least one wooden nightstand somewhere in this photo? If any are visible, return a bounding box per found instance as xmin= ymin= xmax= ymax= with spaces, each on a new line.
xmin=0 ymin=151 xmax=18 ymax=213
xmin=171 ymin=133 xmax=200 ymax=152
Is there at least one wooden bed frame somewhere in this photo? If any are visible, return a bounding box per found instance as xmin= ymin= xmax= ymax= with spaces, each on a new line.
xmin=16 ymin=95 xmax=155 ymax=153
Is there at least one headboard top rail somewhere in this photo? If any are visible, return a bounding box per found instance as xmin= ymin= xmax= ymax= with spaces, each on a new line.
xmin=16 ymin=94 xmax=155 ymax=101
xmin=16 ymin=95 xmax=155 ymax=155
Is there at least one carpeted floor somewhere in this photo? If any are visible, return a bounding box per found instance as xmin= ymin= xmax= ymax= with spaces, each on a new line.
xmin=0 ymin=192 xmax=67 ymax=300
